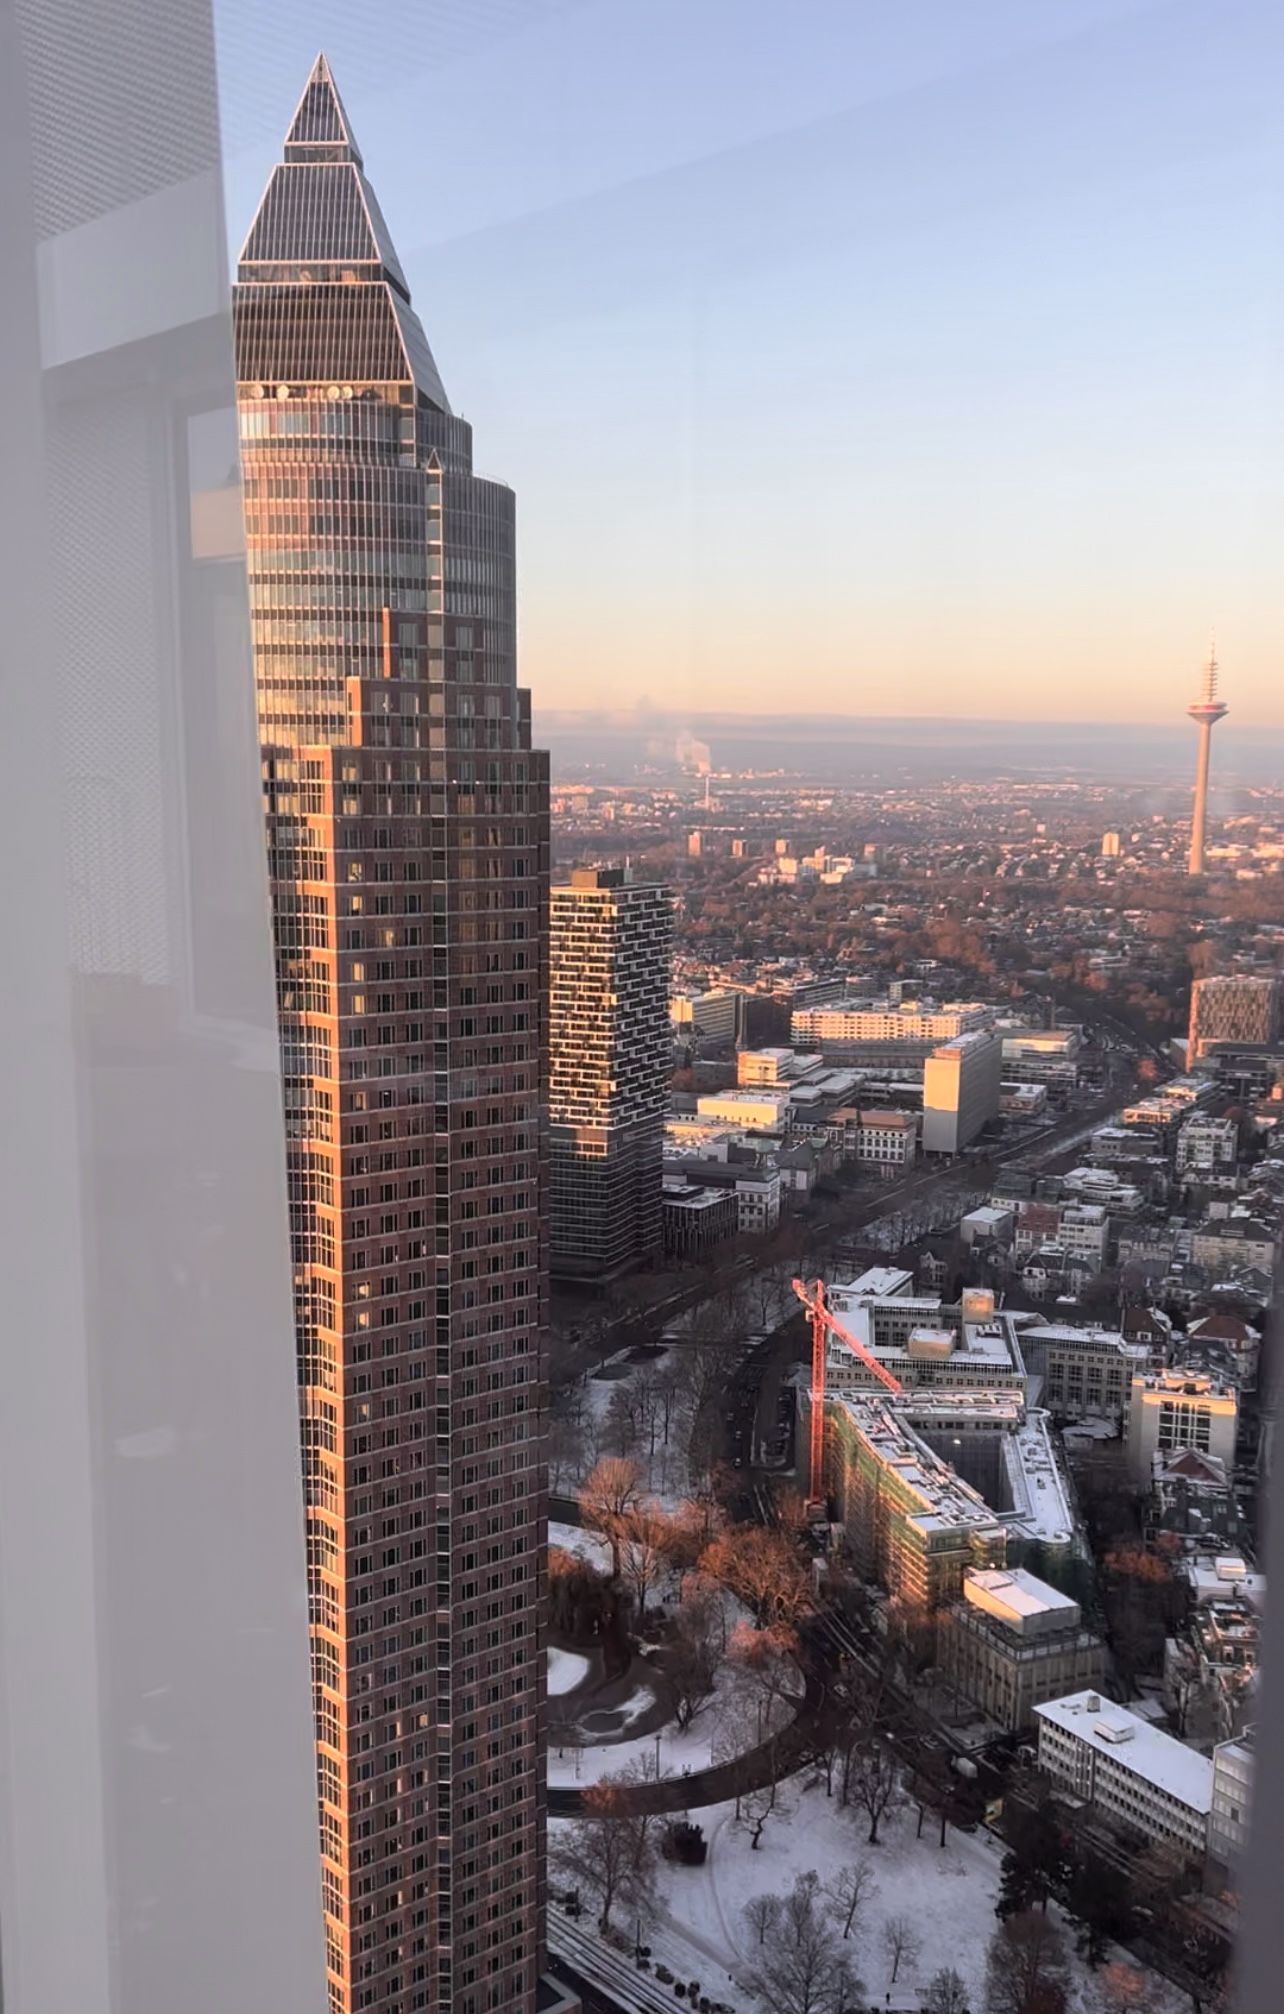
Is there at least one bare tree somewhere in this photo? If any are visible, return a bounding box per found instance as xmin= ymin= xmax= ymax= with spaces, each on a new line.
xmin=744 ymin=1892 xmax=777 ymax=1947
xmin=550 ymin=1773 xmax=658 ymax=1932
xmin=701 ymin=1525 xmax=813 ymax=1630
xmin=882 ymin=1913 xmax=922 ymax=1985
xmin=614 ymin=1503 xmax=673 ymax=1620
xmin=746 ymin=1870 xmax=862 ymax=2014
xmin=823 ymin=1859 xmax=877 ymax=1941
xmin=739 ymin=1773 xmax=791 ymax=1851
xmin=668 ymin=1590 xmax=722 ymax=1731
xmin=985 ymin=1911 xmax=1070 ymax=2014
xmin=924 ymin=1968 xmax=970 ymax=2014
xmin=848 ymin=1743 xmax=902 ymax=1845
xmin=602 ymin=1381 xmax=643 ymax=1462
xmin=578 ymin=1457 xmax=646 ymax=1579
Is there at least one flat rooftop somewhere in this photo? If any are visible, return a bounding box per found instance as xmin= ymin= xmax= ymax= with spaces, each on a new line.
xmin=835 ymin=1393 xmax=1005 ymax=1538
xmin=1035 ymin=1692 xmax=1213 ymax=1812
xmin=833 ymin=1267 xmax=914 ymax=1299
xmin=965 ymin=1567 xmax=1079 ymax=1624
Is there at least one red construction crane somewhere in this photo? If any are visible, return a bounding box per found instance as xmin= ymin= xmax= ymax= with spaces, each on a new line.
xmin=792 ymin=1277 xmax=905 ymax=1510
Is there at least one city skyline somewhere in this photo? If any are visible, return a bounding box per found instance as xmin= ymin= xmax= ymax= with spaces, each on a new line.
xmin=210 ymin=0 xmax=1284 ymax=726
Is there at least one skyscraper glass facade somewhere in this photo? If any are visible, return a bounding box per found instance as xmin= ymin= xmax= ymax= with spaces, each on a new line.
xmin=234 ymin=57 xmax=549 ymax=2014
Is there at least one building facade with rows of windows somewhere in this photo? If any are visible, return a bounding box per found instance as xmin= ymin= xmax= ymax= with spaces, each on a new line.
xmin=235 ymin=57 xmax=549 ymax=2014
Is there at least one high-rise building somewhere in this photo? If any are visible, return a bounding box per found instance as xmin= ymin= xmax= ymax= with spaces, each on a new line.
xmin=549 ymin=869 xmax=672 ymax=1280
xmin=1101 ymin=830 xmax=1121 ymax=858
xmin=234 ymin=58 xmax=550 ymax=2014
xmin=922 ymin=1028 xmax=1004 ymax=1154
xmin=1189 ymin=974 xmax=1282 ymax=1061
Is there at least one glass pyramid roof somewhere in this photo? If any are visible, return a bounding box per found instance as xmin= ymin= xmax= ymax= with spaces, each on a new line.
xmin=236 ymin=55 xmax=450 ymax=413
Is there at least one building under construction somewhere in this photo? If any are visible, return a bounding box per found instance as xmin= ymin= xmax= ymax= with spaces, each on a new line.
xmin=796 ymin=1270 xmax=1076 ymax=1626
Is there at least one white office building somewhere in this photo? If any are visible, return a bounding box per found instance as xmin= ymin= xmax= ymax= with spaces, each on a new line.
xmin=1127 ymin=1370 xmax=1238 ymax=1483
xmin=1035 ymin=1691 xmax=1213 ymax=1859
xmin=922 ymin=1029 xmax=1004 ymax=1154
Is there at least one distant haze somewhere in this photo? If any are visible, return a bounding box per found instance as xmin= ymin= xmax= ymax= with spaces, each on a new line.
xmin=536 ymin=709 xmax=1284 ymax=785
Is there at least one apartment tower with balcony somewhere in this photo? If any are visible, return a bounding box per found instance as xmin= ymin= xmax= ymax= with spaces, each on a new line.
xmin=549 ymin=870 xmax=672 ymax=1280
xmin=234 ymin=57 xmax=549 ymax=2014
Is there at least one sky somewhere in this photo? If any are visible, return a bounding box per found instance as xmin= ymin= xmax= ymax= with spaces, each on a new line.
xmin=212 ymin=0 xmax=1284 ymax=725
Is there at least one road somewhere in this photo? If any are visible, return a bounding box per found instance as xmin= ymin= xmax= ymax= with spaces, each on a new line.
xmin=545 ymin=1950 xmax=637 ymax=2014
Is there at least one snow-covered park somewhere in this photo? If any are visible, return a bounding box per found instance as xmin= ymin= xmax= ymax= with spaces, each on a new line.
xmin=551 ymin=1768 xmax=1191 ymax=2014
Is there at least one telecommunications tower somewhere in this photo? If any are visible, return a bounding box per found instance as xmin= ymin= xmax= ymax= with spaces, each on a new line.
xmin=1187 ymin=641 xmax=1228 ymax=875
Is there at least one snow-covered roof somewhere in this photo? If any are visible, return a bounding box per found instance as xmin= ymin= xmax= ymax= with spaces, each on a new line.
xmin=1035 ymin=1692 xmax=1214 ymax=1812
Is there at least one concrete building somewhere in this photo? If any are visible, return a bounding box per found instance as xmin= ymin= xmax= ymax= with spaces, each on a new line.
xmin=1189 ymin=975 xmax=1281 ymax=1061
xmin=998 ymin=1026 xmax=1082 ymax=1084
xmin=1208 ymin=1733 xmax=1254 ymax=1882
xmin=662 ymin=1156 xmax=782 ymax=1236
xmin=1035 ymin=1691 xmax=1213 ymax=1860
xmin=696 ymin=1088 xmax=792 ymax=1130
xmin=960 ymin=1204 xmax=1015 ymax=1247
xmin=1176 ymin=1114 xmax=1240 ymax=1179
xmin=737 ymin=1046 xmax=822 ymax=1087
xmin=1015 ymin=1324 xmax=1150 ymax=1426
xmin=823 ymin=1282 xmax=1029 ymax=1395
xmin=661 ymin=1180 xmax=738 ymax=1260
xmin=1127 ymin=1370 xmax=1239 ymax=1482
xmin=1058 ymin=1203 xmax=1110 ymax=1270
xmin=1102 ymin=831 xmax=1122 ymax=858
xmin=670 ymin=986 xmax=746 ymax=1044
xmin=922 ymin=1029 xmax=1004 ymax=1154
xmin=825 ymin=1105 xmax=919 ymax=1172
xmin=791 ymin=996 xmax=990 ymax=1057
xmin=236 ymin=61 xmax=549 ymax=2011
xmin=939 ymin=1569 xmax=1106 ymax=1732
xmin=1002 ymin=1081 xmax=1049 ymax=1119
xmin=550 ymin=871 xmax=672 ymax=1281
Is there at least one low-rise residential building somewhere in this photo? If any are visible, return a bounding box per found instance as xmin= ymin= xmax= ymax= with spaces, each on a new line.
xmin=1127 ymin=1369 xmax=1239 ymax=1481
xmin=939 ymin=1568 xmax=1106 ymax=1732
xmin=1190 ymin=1218 xmax=1277 ymax=1279
xmin=1147 ymin=1449 xmax=1240 ymax=1553
xmin=1186 ymin=1312 xmax=1261 ymax=1385
xmin=1035 ymin=1691 xmax=1213 ymax=1861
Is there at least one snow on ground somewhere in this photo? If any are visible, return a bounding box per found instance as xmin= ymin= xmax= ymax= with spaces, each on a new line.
xmin=548 ymin=1658 xmax=795 ymax=1789
xmin=547 ymin=1648 xmax=590 ymax=1697
xmin=549 ymin=1520 xmax=612 ymax=1571
xmin=552 ymin=1772 xmax=1191 ymax=2014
